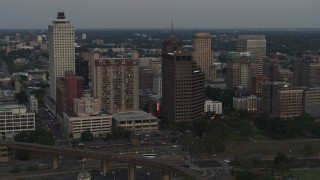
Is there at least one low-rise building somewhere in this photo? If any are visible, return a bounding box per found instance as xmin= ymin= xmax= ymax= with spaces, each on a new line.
xmin=63 ymin=94 xmax=112 ymax=139
xmin=233 ymin=95 xmax=259 ymax=111
xmin=303 ymin=87 xmax=320 ymax=118
xmin=27 ymin=69 xmax=47 ymax=81
xmin=0 ymin=104 xmax=35 ymax=140
xmin=63 ymin=112 xmax=112 ymax=139
xmin=204 ymin=100 xmax=222 ymax=114
xmin=112 ymin=111 xmax=158 ymax=133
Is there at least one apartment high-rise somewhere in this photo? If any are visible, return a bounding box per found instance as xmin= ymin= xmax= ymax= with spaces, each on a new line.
xmin=92 ymin=58 xmax=139 ymax=114
xmin=49 ymin=12 xmax=75 ymax=101
xmin=193 ymin=32 xmax=214 ymax=80
xmin=162 ymin=35 xmax=205 ymax=123
xmin=237 ymin=35 xmax=266 ymax=75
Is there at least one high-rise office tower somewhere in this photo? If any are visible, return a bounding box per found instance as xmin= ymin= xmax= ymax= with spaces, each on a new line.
xmin=193 ymin=32 xmax=214 ymax=80
xmin=162 ymin=35 xmax=205 ymax=123
xmin=92 ymin=58 xmax=139 ymax=114
xmin=49 ymin=12 xmax=75 ymax=101
xmin=237 ymin=35 xmax=266 ymax=76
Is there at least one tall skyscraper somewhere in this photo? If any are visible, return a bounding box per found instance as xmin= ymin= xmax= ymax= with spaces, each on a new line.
xmin=92 ymin=58 xmax=139 ymax=114
xmin=193 ymin=32 xmax=214 ymax=80
xmin=49 ymin=12 xmax=75 ymax=101
xmin=237 ymin=35 xmax=266 ymax=75
xmin=162 ymin=35 xmax=205 ymax=123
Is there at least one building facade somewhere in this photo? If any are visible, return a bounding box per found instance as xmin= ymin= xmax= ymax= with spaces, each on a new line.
xmin=56 ymin=72 xmax=84 ymax=117
xmin=49 ymin=12 xmax=75 ymax=101
xmin=63 ymin=93 xmax=111 ymax=139
xmin=303 ymin=87 xmax=320 ymax=118
xmin=252 ymin=75 xmax=271 ymax=95
xmin=112 ymin=111 xmax=158 ymax=133
xmin=92 ymin=58 xmax=139 ymax=114
xmin=75 ymin=58 xmax=89 ymax=90
xmin=63 ymin=112 xmax=112 ymax=139
xmin=161 ymin=35 xmax=205 ymax=123
xmin=263 ymin=56 xmax=280 ymax=81
xmin=272 ymin=87 xmax=303 ymax=118
xmin=152 ymin=75 xmax=162 ymax=96
xmin=237 ymin=35 xmax=266 ymax=75
xmin=0 ymin=105 xmax=35 ymax=140
xmin=193 ymin=32 xmax=214 ymax=80
xmin=293 ymin=59 xmax=320 ymax=87
xmin=261 ymin=82 xmax=303 ymax=118
xmin=226 ymin=52 xmax=259 ymax=90
xmin=29 ymin=95 xmax=38 ymax=114
xmin=233 ymin=95 xmax=259 ymax=111
xmin=204 ymin=100 xmax=222 ymax=114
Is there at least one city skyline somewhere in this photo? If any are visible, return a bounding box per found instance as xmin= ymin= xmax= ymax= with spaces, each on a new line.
xmin=0 ymin=0 xmax=319 ymax=29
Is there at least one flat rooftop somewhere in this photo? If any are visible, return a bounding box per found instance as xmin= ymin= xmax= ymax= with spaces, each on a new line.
xmin=112 ymin=111 xmax=157 ymax=122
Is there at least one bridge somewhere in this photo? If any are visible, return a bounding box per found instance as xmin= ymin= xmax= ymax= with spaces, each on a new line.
xmin=0 ymin=141 xmax=201 ymax=180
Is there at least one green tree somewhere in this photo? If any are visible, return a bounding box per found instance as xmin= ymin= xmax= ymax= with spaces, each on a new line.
xmin=273 ymin=153 xmax=289 ymax=175
xmin=14 ymin=129 xmax=54 ymax=146
xmin=80 ymin=129 xmax=94 ymax=142
xmin=110 ymin=126 xmax=132 ymax=139
xmin=175 ymin=121 xmax=190 ymax=133
xmin=232 ymin=170 xmax=257 ymax=180
xmin=304 ymin=143 xmax=314 ymax=157
xmin=239 ymin=121 xmax=255 ymax=139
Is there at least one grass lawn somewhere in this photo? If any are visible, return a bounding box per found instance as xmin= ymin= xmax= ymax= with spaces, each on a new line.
xmin=291 ymin=169 xmax=320 ymax=180
xmin=219 ymin=139 xmax=320 ymax=158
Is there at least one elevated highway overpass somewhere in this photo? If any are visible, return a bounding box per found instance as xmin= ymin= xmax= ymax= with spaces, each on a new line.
xmin=0 ymin=141 xmax=201 ymax=180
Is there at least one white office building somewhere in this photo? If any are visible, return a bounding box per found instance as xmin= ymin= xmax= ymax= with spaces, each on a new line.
xmin=49 ymin=12 xmax=75 ymax=101
xmin=0 ymin=104 xmax=35 ymax=140
xmin=233 ymin=95 xmax=259 ymax=111
xmin=204 ymin=100 xmax=222 ymax=114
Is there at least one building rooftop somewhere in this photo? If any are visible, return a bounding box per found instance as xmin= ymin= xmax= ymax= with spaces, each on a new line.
xmin=0 ymin=104 xmax=33 ymax=113
xmin=112 ymin=111 xmax=157 ymax=122
xmin=65 ymin=109 xmax=111 ymax=118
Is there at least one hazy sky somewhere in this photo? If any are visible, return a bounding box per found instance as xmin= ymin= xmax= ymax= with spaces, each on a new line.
xmin=1 ymin=0 xmax=319 ymax=29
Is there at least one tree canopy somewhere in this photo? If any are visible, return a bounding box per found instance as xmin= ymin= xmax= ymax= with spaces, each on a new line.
xmin=14 ymin=129 xmax=54 ymax=146
xmin=80 ymin=129 xmax=94 ymax=142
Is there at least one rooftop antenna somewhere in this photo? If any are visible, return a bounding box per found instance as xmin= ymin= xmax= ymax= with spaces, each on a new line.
xmin=171 ymin=19 xmax=174 ymax=35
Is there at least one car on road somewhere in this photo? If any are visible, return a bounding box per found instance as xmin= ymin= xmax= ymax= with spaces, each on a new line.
xmin=180 ymin=164 xmax=191 ymax=168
